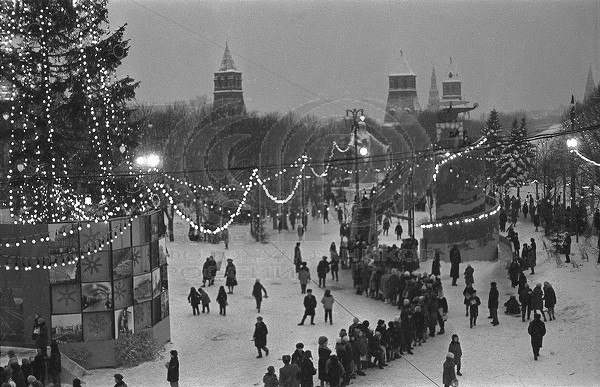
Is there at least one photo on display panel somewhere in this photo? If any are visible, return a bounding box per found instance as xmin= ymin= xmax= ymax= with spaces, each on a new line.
xmin=114 ymin=306 xmax=134 ymax=339
xmin=158 ymin=237 xmax=168 ymax=266
xmin=152 ymin=294 xmax=161 ymax=325
xmin=160 ymin=290 xmax=169 ymax=320
xmin=112 ymin=248 xmax=133 ymax=279
xmin=160 ymin=265 xmax=168 ymax=291
xmin=150 ymin=239 xmax=159 ymax=270
xmin=151 ymin=268 xmax=161 ymax=297
xmin=133 ymin=301 xmax=151 ymax=331
xmin=49 ymin=259 xmax=79 ymax=284
xmin=51 ymin=283 xmax=82 ymax=314
xmin=150 ymin=212 xmax=160 ymax=242
xmin=0 ymin=268 xmax=24 ymax=343
xmin=80 ymin=251 xmax=111 ymax=282
xmin=83 ymin=311 xmax=113 ymax=341
xmin=132 ymin=244 xmax=151 ymax=275
xmin=81 ymin=282 xmax=112 ymax=312
xmin=110 ymin=219 xmax=131 ymax=250
xmin=133 ymin=273 xmax=152 ymax=304
xmin=51 ymin=313 xmax=83 ymax=343
xmin=79 ymin=222 xmax=110 ymax=253
xmin=113 ymin=277 xmax=133 ymax=310
xmin=131 ymin=215 xmax=151 ymax=247
xmin=48 ymin=223 xmax=80 ymax=284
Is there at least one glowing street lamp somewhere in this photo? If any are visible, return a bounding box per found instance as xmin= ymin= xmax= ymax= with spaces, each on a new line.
xmin=136 ymin=153 xmax=161 ymax=168
xmin=566 ymin=138 xmax=578 ymax=149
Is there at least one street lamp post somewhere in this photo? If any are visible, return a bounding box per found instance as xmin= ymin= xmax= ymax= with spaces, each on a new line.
xmin=346 ymin=108 xmax=365 ymax=205
xmin=567 ymin=94 xmax=578 ymax=243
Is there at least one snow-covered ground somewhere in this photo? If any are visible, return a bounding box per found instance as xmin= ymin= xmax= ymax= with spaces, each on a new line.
xmin=61 ymin=198 xmax=600 ymax=386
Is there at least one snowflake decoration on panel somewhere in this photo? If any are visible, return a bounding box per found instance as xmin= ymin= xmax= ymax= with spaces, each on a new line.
xmin=114 ymin=281 xmax=127 ymax=302
xmin=80 ymin=228 xmax=106 ymax=250
xmin=131 ymin=248 xmax=141 ymax=266
xmin=57 ymin=286 xmax=78 ymax=307
xmin=82 ymin=254 xmax=103 ymax=275
xmin=87 ymin=313 xmax=108 ymax=337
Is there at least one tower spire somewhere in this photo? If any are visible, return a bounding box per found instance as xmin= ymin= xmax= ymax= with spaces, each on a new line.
xmin=213 ymin=42 xmax=245 ymax=115
xmin=384 ymin=51 xmax=421 ymax=121
xmin=427 ymin=62 xmax=440 ymax=111
xmin=219 ymin=42 xmax=237 ymax=72
xmin=584 ymin=62 xmax=596 ymax=100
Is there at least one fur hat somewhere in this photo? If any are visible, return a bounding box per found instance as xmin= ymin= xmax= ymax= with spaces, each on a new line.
xmin=342 ymin=336 xmax=350 ymax=342
xmin=446 ymin=352 xmax=454 ymax=359
xmin=318 ymin=336 xmax=328 ymax=345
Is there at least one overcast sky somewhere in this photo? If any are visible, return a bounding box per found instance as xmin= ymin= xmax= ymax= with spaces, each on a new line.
xmin=108 ymin=0 xmax=599 ymax=118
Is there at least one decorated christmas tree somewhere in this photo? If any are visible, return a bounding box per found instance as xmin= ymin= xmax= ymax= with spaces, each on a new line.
xmin=497 ymin=117 xmax=534 ymax=189
xmin=0 ymin=0 xmax=140 ymax=223
xmin=480 ymin=109 xmax=503 ymax=188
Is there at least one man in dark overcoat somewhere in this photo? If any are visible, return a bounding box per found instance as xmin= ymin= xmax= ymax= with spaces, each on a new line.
xmin=298 ymin=289 xmax=317 ymax=325
xmin=449 ymin=245 xmax=461 ymax=286
xmin=527 ymin=313 xmax=546 ymax=360
xmin=253 ymin=316 xmax=269 ymax=358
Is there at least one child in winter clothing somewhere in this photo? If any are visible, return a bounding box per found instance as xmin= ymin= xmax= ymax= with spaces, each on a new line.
xmin=263 ymin=366 xmax=278 ymax=387
xmin=321 ymin=289 xmax=335 ymax=325
xmin=198 ymin=287 xmax=211 ymax=313
xmin=504 ymin=296 xmax=521 ymax=315
xmin=448 ymin=334 xmax=463 ymax=376
xmin=216 ymin=286 xmax=228 ymax=316
xmin=468 ymin=290 xmax=481 ymax=328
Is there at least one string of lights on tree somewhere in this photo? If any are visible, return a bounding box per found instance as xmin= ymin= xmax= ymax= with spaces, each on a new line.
xmin=432 ymin=137 xmax=487 ymax=182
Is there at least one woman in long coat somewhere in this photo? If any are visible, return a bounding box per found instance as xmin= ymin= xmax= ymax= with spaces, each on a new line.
xmin=527 ymin=245 xmax=537 ymax=275
xmin=252 ymin=278 xmax=268 ymax=313
xmin=253 ymin=316 xmax=269 ymax=358
xmin=224 ymin=259 xmax=237 ymax=294
xmin=187 ymin=287 xmax=201 ymax=315
xmin=431 ymin=250 xmax=441 ymax=277
xmin=299 ymin=350 xmax=317 ymax=387
xmin=543 ymin=281 xmax=556 ymax=321
xmin=530 ymin=284 xmax=546 ymax=321
xmin=317 ymin=336 xmax=331 ymax=387
xmin=449 ymin=246 xmax=461 ymax=286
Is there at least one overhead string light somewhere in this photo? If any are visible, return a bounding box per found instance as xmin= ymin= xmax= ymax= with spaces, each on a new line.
xmin=256 ymin=156 xmax=306 ymax=204
xmin=433 ymin=137 xmax=487 ymax=182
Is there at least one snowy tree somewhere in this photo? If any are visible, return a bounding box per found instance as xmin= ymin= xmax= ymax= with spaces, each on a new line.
xmin=497 ymin=117 xmax=534 ymax=189
xmin=480 ymin=109 xmax=503 ymax=188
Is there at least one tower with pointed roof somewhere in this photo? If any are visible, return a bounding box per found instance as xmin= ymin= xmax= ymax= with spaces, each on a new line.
xmin=384 ymin=51 xmax=421 ymax=122
xmin=213 ymin=43 xmax=246 ymax=115
xmin=438 ymin=57 xmax=468 ymax=108
xmin=584 ymin=63 xmax=596 ymax=101
xmin=427 ymin=63 xmax=440 ymax=111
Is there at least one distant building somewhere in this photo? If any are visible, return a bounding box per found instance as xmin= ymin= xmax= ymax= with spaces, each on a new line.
xmin=427 ymin=63 xmax=440 ymax=111
xmin=438 ymin=57 xmax=469 ymax=109
xmin=213 ymin=43 xmax=246 ymax=115
xmin=584 ymin=63 xmax=596 ymax=101
xmin=384 ymin=50 xmax=421 ymax=122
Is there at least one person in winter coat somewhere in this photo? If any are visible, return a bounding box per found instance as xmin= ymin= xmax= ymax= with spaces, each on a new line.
xmin=263 ymin=366 xmax=278 ymax=387
xmin=198 ymin=287 xmax=211 ymax=313
xmin=166 ymin=350 xmax=179 ymax=387
xmin=113 ymin=373 xmax=128 ymax=387
xmin=488 ymin=282 xmax=499 ymax=325
xmin=520 ymin=283 xmax=532 ymax=322
xmin=299 ymin=351 xmax=316 ymax=387
xmin=400 ymin=303 xmax=414 ymax=355
xmin=321 ymin=289 xmax=335 ymax=325
xmin=325 ymin=355 xmax=344 ymax=387
xmin=202 ymin=257 xmax=213 ymax=287
xmin=443 ymin=352 xmax=457 ymax=387
xmin=253 ymin=278 xmax=269 ymax=313
xmin=522 ymin=202 xmax=529 ymax=219
xmin=463 ymin=284 xmax=474 ymax=316
xmin=298 ymin=289 xmax=317 ymax=325
xmin=216 ymin=286 xmax=228 ymax=316
xmin=437 ymin=291 xmax=448 ymax=334
xmin=512 ymin=232 xmax=521 ymax=258
xmin=19 ymin=359 xmax=31 ymax=381
xmin=224 ymin=259 xmax=237 ymax=294
xmin=47 ymin=341 xmax=62 ymax=387
xmin=499 ymin=208 xmax=507 ymax=232
xmin=8 ymin=362 xmax=25 ymax=387
xmin=395 ymin=222 xmax=403 ymax=240
xmin=34 ymin=317 xmax=48 ymax=355
xmin=382 ymin=217 xmax=390 ymax=236
xmin=449 ymin=245 xmax=461 ymax=286
xmin=31 ymin=348 xmax=46 ymax=385
xmin=368 ymin=331 xmax=387 ymax=369
xmin=294 ymin=243 xmax=303 ymax=273
xmin=532 ymin=204 xmax=540 ymax=231
xmin=528 ymin=314 xmax=546 ymax=360
xmin=291 ymin=343 xmax=305 ymax=370
xmin=298 ymin=263 xmax=311 ymax=294
xmin=509 ymin=258 xmax=520 ymax=287
xmin=317 ymin=336 xmax=331 ymax=386
xmin=527 ymin=243 xmax=537 ymax=275
xmin=530 ymin=283 xmax=547 ymax=322
xmin=543 ymin=281 xmax=556 ymax=321
xmin=187 ymin=287 xmax=201 ymax=315
xmin=504 ymin=295 xmax=521 ymax=315
xmin=330 ymin=247 xmax=340 ymax=282
xmin=464 ymin=264 xmax=474 ymax=286
xmin=468 ymin=290 xmax=481 ymax=328
xmin=448 ymin=334 xmax=463 ymax=376
xmin=563 ymin=233 xmax=572 ymax=263
xmin=316 ymin=256 xmax=330 ymax=288
xmin=426 ymin=295 xmax=439 ymax=337
xmin=253 ymin=316 xmax=269 ymax=358
xmin=431 ymin=250 xmax=441 ymax=276
xmin=412 ymin=306 xmax=426 ymax=346
xmin=352 ymin=329 xmax=368 ymax=375
xmin=279 ymin=355 xmax=300 ymax=387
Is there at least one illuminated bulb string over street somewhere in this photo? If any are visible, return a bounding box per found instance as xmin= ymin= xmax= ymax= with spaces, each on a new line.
xmin=567 ymin=138 xmax=600 ymax=167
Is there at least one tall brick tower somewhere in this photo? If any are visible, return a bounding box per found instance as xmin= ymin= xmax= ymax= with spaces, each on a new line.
xmin=427 ymin=63 xmax=440 ymax=111
xmin=213 ymin=43 xmax=246 ymax=115
xmin=438 ymin=57 xmax=469 ymax=108
xmin=384 ymin=51 xmax=421 ymax=122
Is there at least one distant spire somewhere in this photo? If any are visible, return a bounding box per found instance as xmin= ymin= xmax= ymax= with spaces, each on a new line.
xmin=219 ymin=42 xmax=237 ymax=71
xmin=428 ymin=62 xmax=440 ymax=111
xmin=446 ymin=57 xmax=457 ymax=80
xmin=584 ymin=62 xmax=596 ymax=100
xmin=392 ymin=50 xmax=414 ymax=75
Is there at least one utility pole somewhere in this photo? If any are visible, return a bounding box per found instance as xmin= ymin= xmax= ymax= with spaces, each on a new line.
xmin=257 ymin=152 xmax=262 ymax=242
xmin=570 ymin=95 xmax=579 ymax=243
